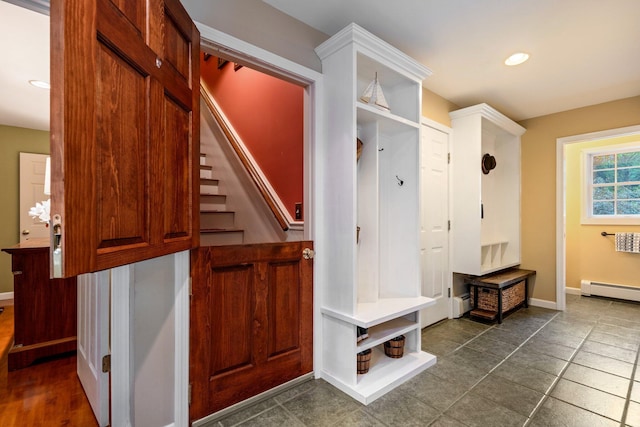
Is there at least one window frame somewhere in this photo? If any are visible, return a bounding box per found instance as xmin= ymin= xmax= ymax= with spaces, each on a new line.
xmin=582 ymin=142 xmax=640 ymax=225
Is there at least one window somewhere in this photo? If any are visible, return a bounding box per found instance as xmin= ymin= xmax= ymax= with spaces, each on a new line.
xmin=584 ymin=146 xmax=640 ymax=223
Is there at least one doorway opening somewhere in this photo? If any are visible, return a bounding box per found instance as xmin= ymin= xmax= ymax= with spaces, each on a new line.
xmin=556 ymin=124 xmax=640 ymax=311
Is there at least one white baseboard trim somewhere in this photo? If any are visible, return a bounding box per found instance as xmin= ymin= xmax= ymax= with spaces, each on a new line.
xmin=565 ymin=287 xmax=581 ymax=295
xmin=529 ymin=298 xmax=557 ymax=310
xmin=580 ymin=280 xmax=640 ymax=303
xmin=0 ymin=292 xmax=14 ymax=301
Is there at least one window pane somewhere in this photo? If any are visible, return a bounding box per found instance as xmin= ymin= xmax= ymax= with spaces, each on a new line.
xmin=593 ymin=170 xmax=614 ymax=184
xmin=593 ymin=201 xmax=614 ymax=215
xmin=617 ymin=200 xmax=640 ymax=215
xmin=617 ymin=167 xmax=640 ymax=183
xmin=618 ymin=184 xmax=640 ymax=199
xmin=593 ymin=154 xmax=614 ymax=170
xmin=617 ymin=151 xmax=640 ymax=168
xmin=593 ymin=186 xmax=614 ymax=200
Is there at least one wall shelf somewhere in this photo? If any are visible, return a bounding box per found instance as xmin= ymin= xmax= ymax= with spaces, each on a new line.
xmin=357 ymin=102 xmax=420 ymax=133
xmin=323 ymin=348 xmax=437 ymax=405
xmin=322 ymin=296 xmax=435 ymax=328
xmin=357 ymin=317 xmax=418 ymax=352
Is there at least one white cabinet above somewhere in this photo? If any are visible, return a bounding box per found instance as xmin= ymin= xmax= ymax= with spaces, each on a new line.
xmin=450 ymin=104 xmax=526 ymax=276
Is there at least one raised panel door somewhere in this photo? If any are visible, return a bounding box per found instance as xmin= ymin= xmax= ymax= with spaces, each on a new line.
xmin=50 ymin=0 xmax=199 ymax=277
xmin=190 ymin=242 xmax=314 ymax=419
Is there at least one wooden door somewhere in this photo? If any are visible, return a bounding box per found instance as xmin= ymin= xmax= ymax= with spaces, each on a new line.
xmin=50 ymin=0 xmax=200 ymax=278
xmin=420 ymin=123 xmax=451 ymax=327
xmin=190 ymin=242 xmax=314 ymax=420
xmin=19 ymin=153 xmax=50 ymax=242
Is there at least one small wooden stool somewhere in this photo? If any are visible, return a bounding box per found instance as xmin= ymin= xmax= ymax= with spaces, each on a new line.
xmin=466 ymin=268 xmax=536 ymax=323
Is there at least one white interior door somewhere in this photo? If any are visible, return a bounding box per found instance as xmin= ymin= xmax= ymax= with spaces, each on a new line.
xmin=19 ymin=152 xmax=50 ymax=242
xmin=77 ymin=271 xmax=110 ymax=426
xmin=420 ymin=122 xmax=451 ymax=328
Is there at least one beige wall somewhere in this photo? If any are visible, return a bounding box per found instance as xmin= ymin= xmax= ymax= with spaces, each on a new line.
xmin=520 ymin=96 xmax=640 ymax=302
xmin=422 ymin=88 xmax=460 ymax=127
xmin=565 ymin=135 xmax=640 ymax=290
xmin=0 ymin=125 xmax=50 ymax=294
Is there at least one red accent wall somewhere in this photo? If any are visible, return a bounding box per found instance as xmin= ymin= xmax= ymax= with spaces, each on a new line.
xmin=201 ymin=55 xmax=304 ymax=220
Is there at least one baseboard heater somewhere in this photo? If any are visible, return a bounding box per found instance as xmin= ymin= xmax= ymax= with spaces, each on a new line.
xmin=580 ymin=280 xmax=640 ymax=303
xmin=453 ymin=293 xmax=471 ymax=318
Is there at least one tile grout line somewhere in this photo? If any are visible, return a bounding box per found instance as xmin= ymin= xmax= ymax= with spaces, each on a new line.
xmin=619 ymin=337 xmax=640 ymax=427
xmin=521 ymin=319 xmax=599 ymax=426
xmin=525 ymin=301 xmax=640 ymax=427
xmin=434 ymin=310 xmax=561 ymax=426
xmin=225 ymin=386 xmax=314 ymax=427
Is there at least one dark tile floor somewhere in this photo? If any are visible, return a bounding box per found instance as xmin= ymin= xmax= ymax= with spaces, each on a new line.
xmin=207 ymin=295 xmax=640 ymax=427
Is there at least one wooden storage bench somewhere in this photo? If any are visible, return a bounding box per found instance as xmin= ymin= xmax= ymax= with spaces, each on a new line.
xmin=466 ymin=268 xmax=536 ymax=323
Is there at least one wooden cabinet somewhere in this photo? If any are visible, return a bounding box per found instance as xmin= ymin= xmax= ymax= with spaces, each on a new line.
xmin=2 ymin=238 xmax=77 ymax=370
xmin=315 ymin=23 xmax=436 ymax=404
xmin=450 ymin=104 xmax=526 ymax=276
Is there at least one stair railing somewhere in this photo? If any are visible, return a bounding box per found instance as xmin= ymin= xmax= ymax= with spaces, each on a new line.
xmin=200 ymin=83 xmax=290 ymax=231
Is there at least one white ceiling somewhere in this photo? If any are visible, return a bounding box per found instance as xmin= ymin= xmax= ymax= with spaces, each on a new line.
xmin=2 ymin=0 xmax=639 ymax=132
xmin=0 ymin=0 xmax=49 ymax=131
xmin=264 ymin=0 xmax=640 ymax=121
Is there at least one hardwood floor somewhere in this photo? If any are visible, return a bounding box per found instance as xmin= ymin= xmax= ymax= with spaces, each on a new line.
xmin=0 ymin=304 xmax=97 ymax=426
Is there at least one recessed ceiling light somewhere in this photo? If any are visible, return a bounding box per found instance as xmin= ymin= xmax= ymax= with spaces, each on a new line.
xmin=505 ymin=52 xmax=529 ymax=66
xmin=29 ymin=80 xmax=50 ymax=89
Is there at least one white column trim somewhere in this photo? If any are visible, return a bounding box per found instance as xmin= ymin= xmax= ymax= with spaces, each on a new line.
xmin=173 ymin=251 xmax=190 ymax=427
xmin=110 ymin=264 xmax=133 ymax=427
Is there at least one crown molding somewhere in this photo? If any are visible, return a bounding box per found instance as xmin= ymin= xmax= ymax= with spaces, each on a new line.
xmin=315 ymin=22 xmax=432 ymax=83
xmin=450 ymin=103 xmax=526 ymax=136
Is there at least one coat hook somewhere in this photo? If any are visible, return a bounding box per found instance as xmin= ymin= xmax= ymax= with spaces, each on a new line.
xmin=396 ymin=175 xmax=404 ymax=186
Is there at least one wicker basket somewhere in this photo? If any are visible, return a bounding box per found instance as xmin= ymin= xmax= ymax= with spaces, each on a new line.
xmin=357 ymin=349 xmax=372 ymax=374
xmin=471 ymin=281 xmax=525 ymax=313
xmin=383 ymin=335 xmax=405 ymax=358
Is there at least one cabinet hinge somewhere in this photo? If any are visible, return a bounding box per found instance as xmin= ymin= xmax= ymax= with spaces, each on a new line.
xmin=448 ymin=152 xmax=451 ymax=164
xmin=188 ymin=383 xmax=192 ymax=406
xmin=102 ymin=354 xmax=111 ymax=373
xmin=448 ymin=220 xmax=451 ymax=231
xmin=448 ymin=288 xmax=451 ymax=298
xmin=189 ymin=277 xmax=193 ymax=297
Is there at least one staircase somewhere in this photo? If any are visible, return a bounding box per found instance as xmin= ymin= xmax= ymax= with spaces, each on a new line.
xmin=199 ymin=153 xmax=244 ymax=246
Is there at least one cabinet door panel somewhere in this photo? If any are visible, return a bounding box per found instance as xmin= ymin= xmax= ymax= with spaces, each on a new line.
xmin=268 ymin=261 xmax=301 ymax=357
xmin=96 ymin=42 xmax=149 ymax=249
xmin=162 ymin=95 xmax=192 ymax=240
xmin=50 ymin=0 xmax=199 ymax=277
xmin=210 ymin=265 xmax=254 ymax=376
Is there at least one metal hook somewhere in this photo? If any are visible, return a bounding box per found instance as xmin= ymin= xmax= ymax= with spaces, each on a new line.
xmin=396 ymin=175 xmax=404 ymax=186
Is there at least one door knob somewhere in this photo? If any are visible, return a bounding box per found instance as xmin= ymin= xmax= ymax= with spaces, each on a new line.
xmin=302 ymin=248 xmax=315 ymax=260
xmin=21 ymin=229 xmax=30 ymax=235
